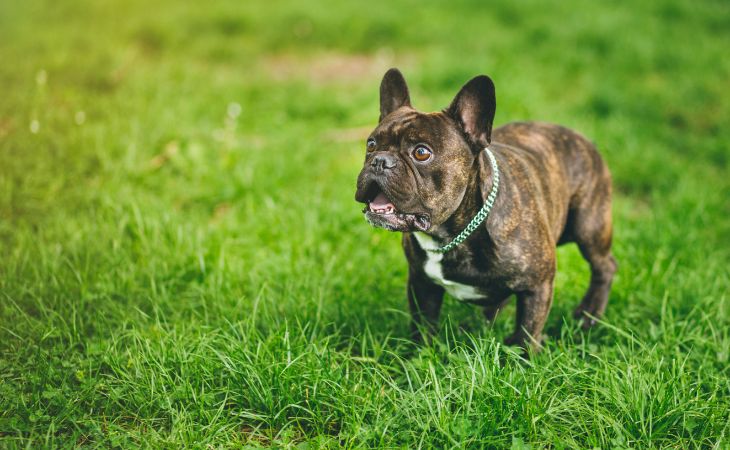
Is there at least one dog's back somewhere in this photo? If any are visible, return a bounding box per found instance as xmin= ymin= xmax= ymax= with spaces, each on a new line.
xmin=492 ymin=121 xmax=612 ymax=245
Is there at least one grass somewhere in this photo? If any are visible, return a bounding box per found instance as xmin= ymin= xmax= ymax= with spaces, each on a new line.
xmin=1 ymin=0 xmax=729 ymax=447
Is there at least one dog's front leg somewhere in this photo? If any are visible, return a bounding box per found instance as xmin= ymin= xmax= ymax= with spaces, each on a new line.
xmin=407 ymin=270 xmax=445 ymax=343
xmin=505 ymin=279 xmax=554 ymax=352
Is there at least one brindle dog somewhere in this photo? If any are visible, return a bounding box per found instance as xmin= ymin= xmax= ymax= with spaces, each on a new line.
xmin=355 ymin=69 xmax=617 ymax=351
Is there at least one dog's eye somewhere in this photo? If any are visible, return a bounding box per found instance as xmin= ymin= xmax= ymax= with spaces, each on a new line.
xmin=412 ymin=145 xmax=433 ymax=162
xmin=366 ymin=138 xmax=376 ymax=151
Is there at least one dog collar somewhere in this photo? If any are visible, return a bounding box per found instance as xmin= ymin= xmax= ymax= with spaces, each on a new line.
xmin=430 ymin=147 xmax=500 ymax=254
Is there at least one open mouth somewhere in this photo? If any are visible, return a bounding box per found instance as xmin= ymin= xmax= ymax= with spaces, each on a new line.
xmin=368 ymin=190 xmax=397 ymax=214
xmin=359 ymin=183 xmax=431 ymax=232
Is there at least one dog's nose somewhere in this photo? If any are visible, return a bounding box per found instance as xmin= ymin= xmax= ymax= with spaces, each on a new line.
xmin=371 ymin=154 xmax=397 ymax=173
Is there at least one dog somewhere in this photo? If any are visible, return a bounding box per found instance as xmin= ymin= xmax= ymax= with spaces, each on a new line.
xmin=355 ymin=68 xmax=617 ymax=351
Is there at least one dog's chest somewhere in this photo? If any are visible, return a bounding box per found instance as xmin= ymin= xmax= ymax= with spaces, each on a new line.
xmin=413 ymin=233 xmax=483 ymax=300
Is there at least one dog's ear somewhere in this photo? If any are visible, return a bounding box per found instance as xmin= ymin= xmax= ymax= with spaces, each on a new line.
xmin=447 ymin=75 xmax=496 ymax=148
xmin=379 ymin=68 xmax=411 ymax=121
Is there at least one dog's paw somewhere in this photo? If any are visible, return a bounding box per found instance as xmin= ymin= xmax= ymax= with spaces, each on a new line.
xmin=505 ymin=332 xmax=545 ymax=348
xmin=573 ymin=307 xmax=600 ymax=329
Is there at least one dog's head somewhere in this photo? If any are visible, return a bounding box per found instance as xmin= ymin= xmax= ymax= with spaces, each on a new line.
xmin=355 ymin=68 xmax=496 ymax=232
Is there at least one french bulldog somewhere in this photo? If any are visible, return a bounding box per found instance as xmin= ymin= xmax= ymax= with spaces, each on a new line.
xmin=355 ymin=69 xmax=617 ymax=351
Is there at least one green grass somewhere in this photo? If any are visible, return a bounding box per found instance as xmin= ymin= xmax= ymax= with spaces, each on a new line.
xmin=1 ymin=0 xmax=729 ymax=447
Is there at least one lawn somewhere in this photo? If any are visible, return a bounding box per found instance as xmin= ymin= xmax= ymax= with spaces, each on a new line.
xmin=1 ymin=0 xmax=729 ymax=448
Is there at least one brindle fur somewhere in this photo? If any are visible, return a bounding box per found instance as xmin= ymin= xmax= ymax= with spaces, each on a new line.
xmin=355 ymin=69 xmax=617 ymax=352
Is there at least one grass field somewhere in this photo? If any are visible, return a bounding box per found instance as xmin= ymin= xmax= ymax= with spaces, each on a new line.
xmin=1 ymin=0 xmax=729 ymax=448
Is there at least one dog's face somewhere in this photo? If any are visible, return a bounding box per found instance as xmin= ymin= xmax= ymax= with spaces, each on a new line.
xmin=355 ymin=69 xmax=496 ymax=232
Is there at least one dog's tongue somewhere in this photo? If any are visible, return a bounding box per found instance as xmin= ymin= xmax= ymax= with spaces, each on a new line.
xmin=370 ymin=191 xmax=395 ymax=214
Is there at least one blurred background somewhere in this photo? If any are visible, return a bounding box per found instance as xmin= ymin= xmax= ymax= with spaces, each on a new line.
xmin=1 ymin=0 xmax=729 ymax=447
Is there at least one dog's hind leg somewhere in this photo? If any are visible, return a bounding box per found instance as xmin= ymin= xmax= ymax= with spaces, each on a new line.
xmin=572 ymin=180 xmax=617 ymax=328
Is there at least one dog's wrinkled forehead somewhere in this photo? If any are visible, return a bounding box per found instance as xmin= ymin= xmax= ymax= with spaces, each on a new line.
xmin=374 ymin=108 xmax=459 ymax=146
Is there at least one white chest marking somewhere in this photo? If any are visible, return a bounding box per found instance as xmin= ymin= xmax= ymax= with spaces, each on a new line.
xmin=413 ymin=233 xmax=483 ymax=300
